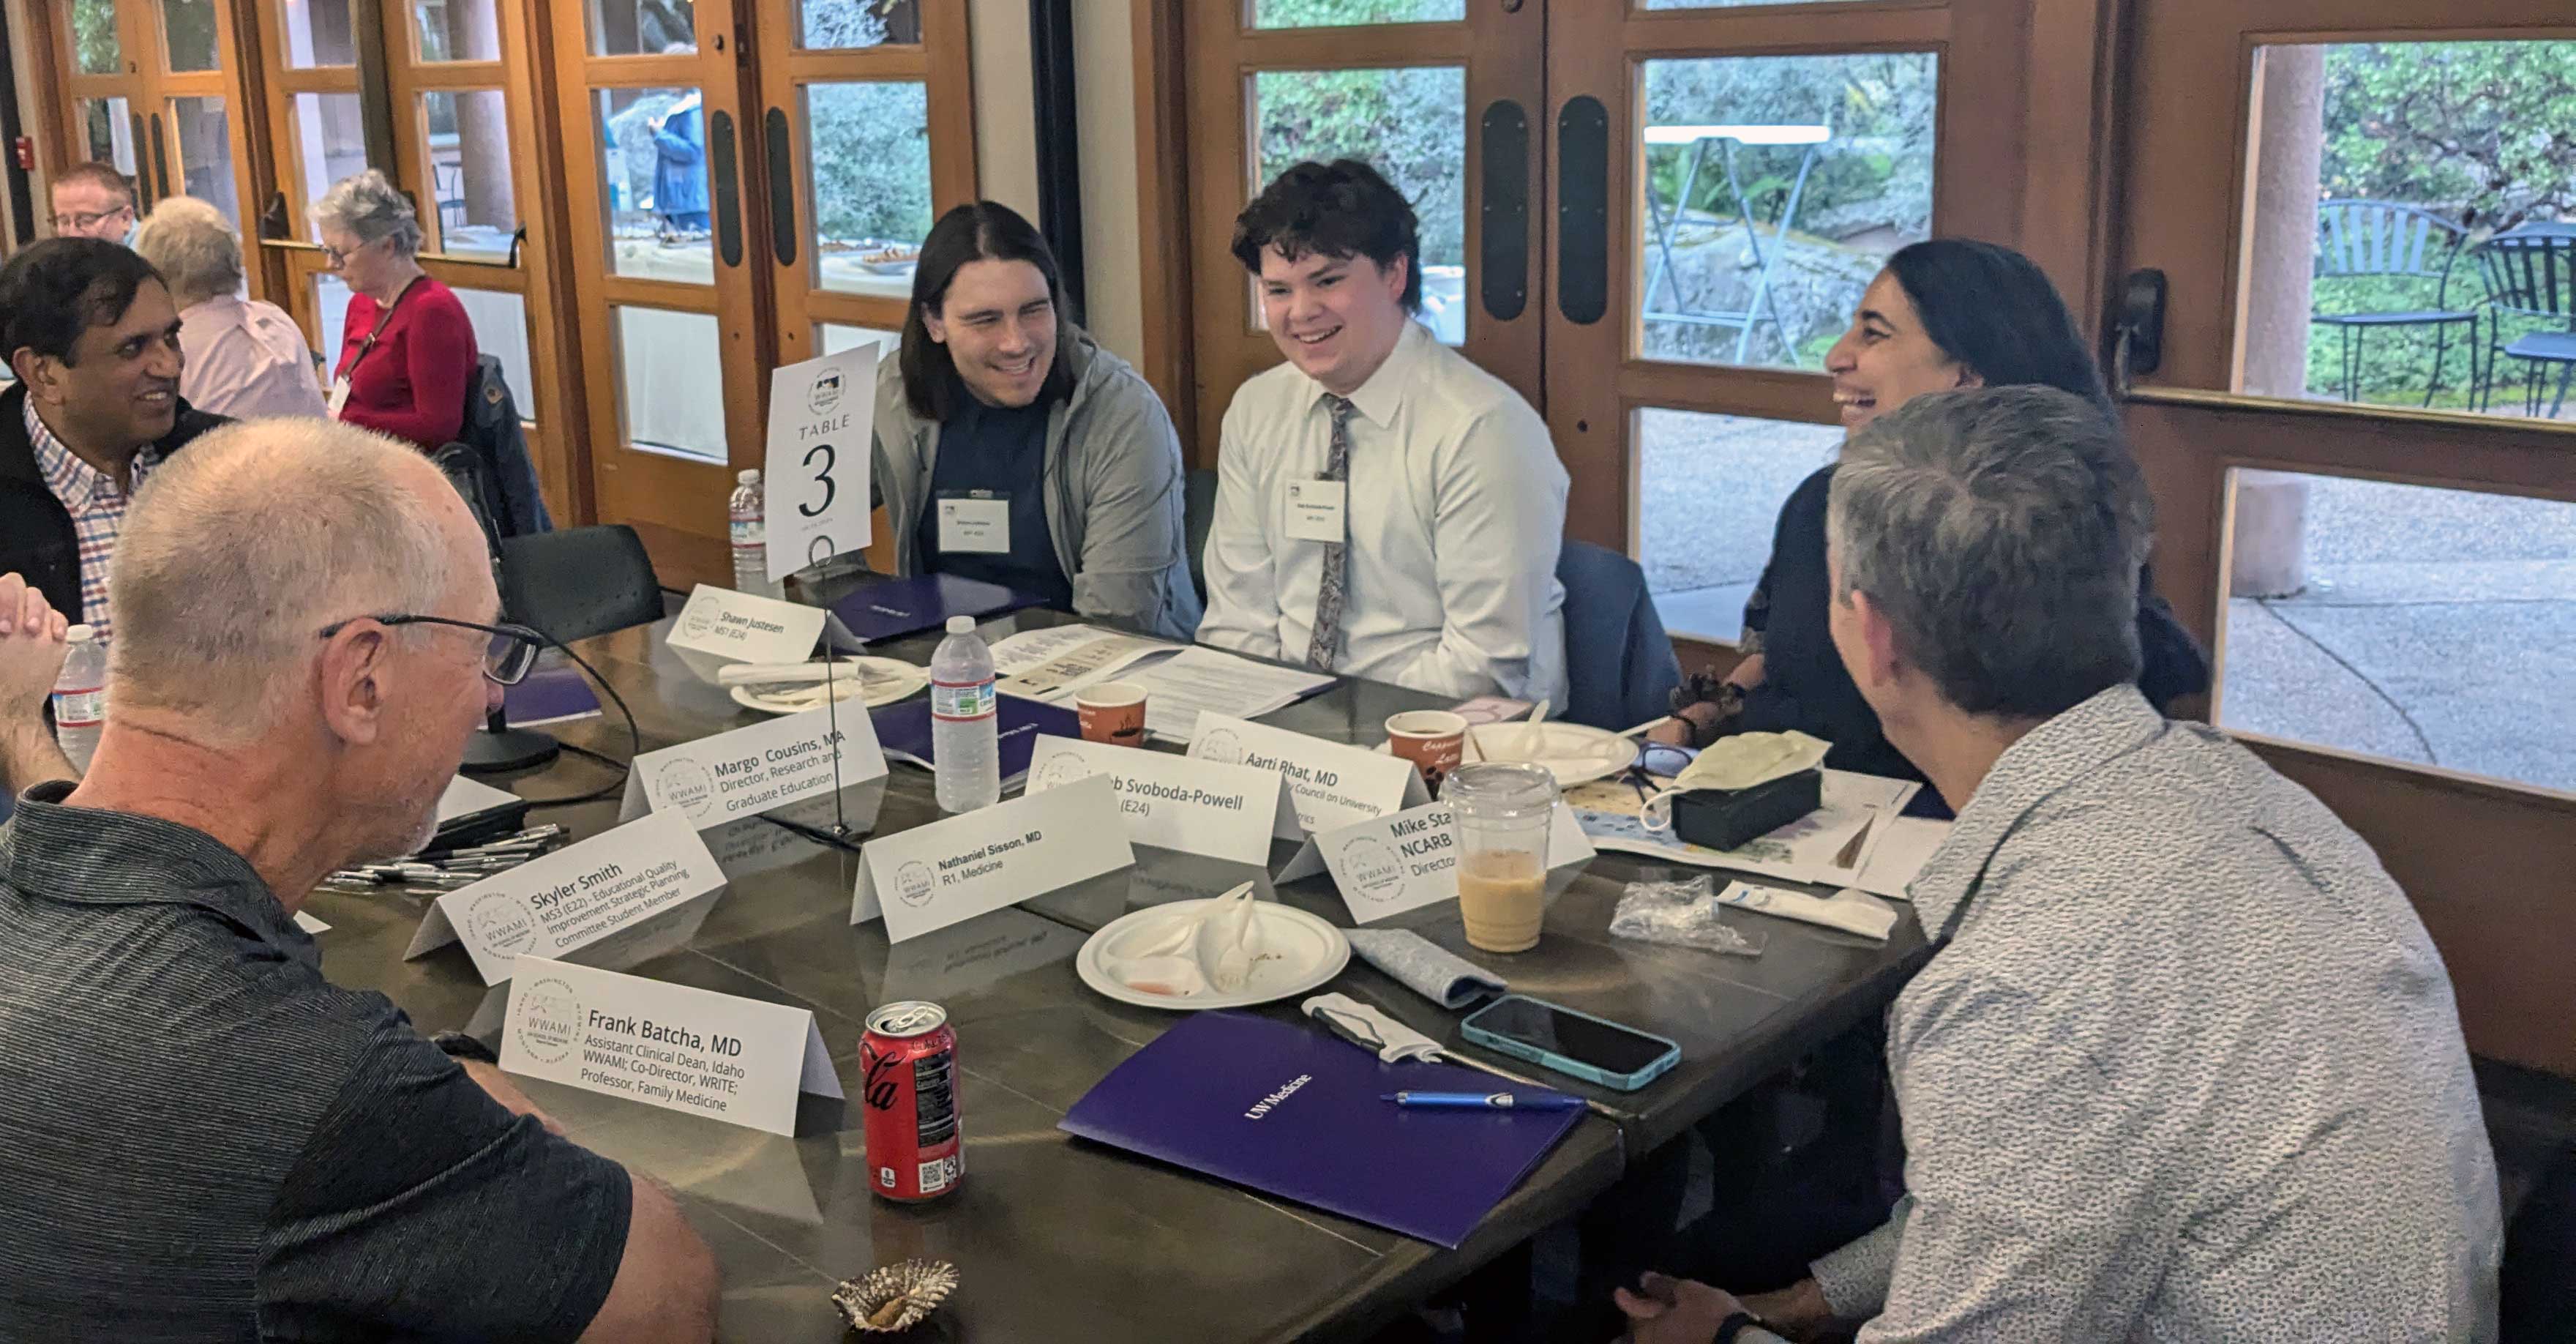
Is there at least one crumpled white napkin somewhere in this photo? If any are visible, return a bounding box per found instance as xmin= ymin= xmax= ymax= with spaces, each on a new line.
xmin=1674 ymin=731 xmax=1832 ymax=791
xmin=1715 ymin=879 xmax=1900 ymax=941
xmin=1099 ymin=883 xmax=1271 ymax=998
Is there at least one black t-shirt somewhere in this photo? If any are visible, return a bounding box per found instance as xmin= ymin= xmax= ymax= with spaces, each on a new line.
xmin=913 ymin=385 xmax=1074 ymax=609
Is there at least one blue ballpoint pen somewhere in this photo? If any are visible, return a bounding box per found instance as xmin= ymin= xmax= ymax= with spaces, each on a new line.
xmin=1381 ymin=1091 xmax=1587 ymax=1111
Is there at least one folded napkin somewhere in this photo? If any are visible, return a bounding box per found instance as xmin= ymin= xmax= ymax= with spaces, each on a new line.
xmin=1344 ymin=929 xmax=1508 ymax=1009
xmin=1715 ymin=880 xmax=1900 ymax=942
xmin=1098 ymin=884 xmax=1271 ymax=998
xmin=1672 ymin=731 xmax=1831 ymax=791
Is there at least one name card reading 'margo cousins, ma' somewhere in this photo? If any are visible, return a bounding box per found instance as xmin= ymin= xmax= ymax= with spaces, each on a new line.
xmin=621 ymin=700 xmax=889 ymax=831
xmin=405 ymin=815 xmax=724 ymax=985
xmin=501 ymin=955 xmax=843 ymax=1138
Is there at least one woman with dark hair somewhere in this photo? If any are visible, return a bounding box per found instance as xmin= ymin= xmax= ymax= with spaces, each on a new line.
xmin=869 ymin=200 xmax=1200 ymax=639
xmin=1651 ymin=238 xmax=2208 ymax=812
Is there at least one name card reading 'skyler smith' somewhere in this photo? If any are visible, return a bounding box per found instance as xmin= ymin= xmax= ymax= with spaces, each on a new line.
xmin=405 ymin=815 xmax=725 ymax=985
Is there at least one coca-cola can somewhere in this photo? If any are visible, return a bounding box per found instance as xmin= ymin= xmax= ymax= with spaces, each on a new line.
xmin=861 ymin=1001 xmax=962 ymax=1201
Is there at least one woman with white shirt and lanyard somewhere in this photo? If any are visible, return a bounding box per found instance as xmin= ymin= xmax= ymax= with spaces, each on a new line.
xmin=865 ymin=201 xmax=1201 ymax=641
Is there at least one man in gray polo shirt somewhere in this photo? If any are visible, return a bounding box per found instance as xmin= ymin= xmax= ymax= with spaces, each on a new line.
xmin=1617 ymin=388 xmax=2499 ymax=1343
xmin=0 ymin=419 xmax=718 ymax=1340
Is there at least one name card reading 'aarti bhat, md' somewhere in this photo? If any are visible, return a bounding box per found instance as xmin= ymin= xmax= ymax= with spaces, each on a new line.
xmin=667 ymin=583 xmax=829 ymax=682
xmin=501 ymin=955 xmax=843 ymax=1138
xmin=1281 ymin=800 xmax=1595 ymax=923
xmin=620 ymin=700 xmax=889 ymax=831
xmin=1022 ymin=733 xmax=1295 ymax=865
xmin=406 ymin=815 xmax=724 ymax=985
xmin=851 ymin=773 xmax=1134 ymax=940
xmin=1186 ymin=712 xmax=1428 ymax=841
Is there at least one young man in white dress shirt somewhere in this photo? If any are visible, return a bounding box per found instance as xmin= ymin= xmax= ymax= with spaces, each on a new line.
xmin=1196 ymin=160 xmax=1569 ymax=702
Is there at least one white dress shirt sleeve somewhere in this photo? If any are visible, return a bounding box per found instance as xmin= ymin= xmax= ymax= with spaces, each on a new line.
xmin=1857 ymin=972 xmax=2174 ymax=1342
xmin=1388 ymin=401 xmax=1566 ymax=698
xmin=1194 ymin=400 xmax=1286 ymax=661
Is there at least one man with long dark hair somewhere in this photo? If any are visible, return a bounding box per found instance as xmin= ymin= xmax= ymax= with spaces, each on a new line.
xmin=870 ymin=201 xmax=1199 ymax=639
xmin=1197 ymin=160 xmax=1568 ymax=700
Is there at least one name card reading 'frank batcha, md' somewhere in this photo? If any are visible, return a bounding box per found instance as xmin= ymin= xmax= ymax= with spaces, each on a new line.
xmin=501 ymin=955 xmax=842 ymax=1138
xmin=406 ymin=815 xmax=724 ymax=985
xmin=853 ymin=773 xmax=1134 ymax=941
xmin=1280 ymin=800 xmax=1596 ymax=923
xmin=1022 ymin=734 xmax=1295 ymax=866
xmin=667 ymin=583 xmax=829 ymax=682
xmin=620 ymin=700 xmax=890 ymax=831
xmin=1186 ymin=712 xmax=1429 ymax=842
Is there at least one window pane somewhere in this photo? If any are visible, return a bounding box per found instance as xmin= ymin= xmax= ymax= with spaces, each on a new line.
xmin=281 ymin=0 xmax=356 ymax=67
xmin=70 ymin=0 xmax=119 ymax=75
xmin=807 ymin=81 xmax=932 ymax=298
xmin=291 ymin=92 xmax=370 ymax=241
xmin=2218 ymin=469 xmax=2576 ymax=794
xmin=586 ymin=0 xmax=694 ymax=56
xmin=1251 ymin=0 xmax=1464 ymax=26
xmin=413 ymin=0 xmax=501 ymax=61
xmin=1633 ymin=408 xmax=1842 ymax=643
xmin=161 ymin=0 xmax=220 ymax=71
xmin=315 ymin=272 xmax=351 ymax=367
xmin=451 ymin=286 xmax=538 ymax=422
xmin=1638 ymin=53 xmax=1939 ymax=371
xmin=2242 ymin=42 xmax=2574 ymax=423
xmin=1644 ymin=0 xmax=1865 ymax=7
xmin=170 ymin=97 xmax=239 ymax=226
xmin=615 ymin=306 xmax=726 ymax=460
xmin=798 ymin=0 xmax=918 ymax=48
xmin=1250 ymin=67 xmax=1467 ymax=346
xmin=423 ymin=90 xmax=516 ymax=258
xmin=819 ymin=323 xmax=902 ymax=359
xmin=597 ymin=87 xmax=711 ymax=284
xmin=77 ymin=97 xmax=138 ymax=176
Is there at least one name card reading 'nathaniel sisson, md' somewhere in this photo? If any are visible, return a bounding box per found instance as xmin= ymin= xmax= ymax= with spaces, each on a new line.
xmin=502 ymin=955 xmax=842 ymax=1138
xmin=406 ymin=815 xmax=724 ymax=985
xmin=620 ymin=701 xmax=889 ymax=831
xmin=852 ymin=773 xmax=1134 ymax=940
xmin=667 ymin=583 xmax=828 ymax=682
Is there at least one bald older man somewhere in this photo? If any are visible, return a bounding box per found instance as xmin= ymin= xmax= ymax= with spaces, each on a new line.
xmin=0 ymin=419 xmax=719 ymax=1341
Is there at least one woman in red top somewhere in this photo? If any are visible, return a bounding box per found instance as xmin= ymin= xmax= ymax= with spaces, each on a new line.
xmin=312 ymin=169 xmax=477 ymax=451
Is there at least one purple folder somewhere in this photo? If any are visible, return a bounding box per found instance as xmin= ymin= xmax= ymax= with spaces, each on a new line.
xmin=1060 ymin=1012 xmax=1581 ymax=1249
xmin=869 ymin=694 xmax=1079 ymax=791
xmin=503 ymin=665 xmax=601 ymax=725
xmin=828 ymin=574 xmax=1049 ymax=644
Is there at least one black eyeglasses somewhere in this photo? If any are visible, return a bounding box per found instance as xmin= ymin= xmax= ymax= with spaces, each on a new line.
xmin=316 ymin=613 xmax=547 ymax=685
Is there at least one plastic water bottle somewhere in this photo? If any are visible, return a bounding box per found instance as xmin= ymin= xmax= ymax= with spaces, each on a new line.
xmin=929 ymin=616 xmax=1000 ymax=813
xmin=50 ymin=624 xmax=106 ymax=774
xmin=728 ymin=468 xmax=779 ymax=598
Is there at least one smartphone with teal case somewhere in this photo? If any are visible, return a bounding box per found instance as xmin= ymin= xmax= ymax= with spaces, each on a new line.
xmin=1459 ymin=994 xmax=1681 ymax=1092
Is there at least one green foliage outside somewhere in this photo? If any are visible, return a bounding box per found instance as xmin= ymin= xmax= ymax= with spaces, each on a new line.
xmin=71 ymin=0 xmax=118 ymax=75
xmin=2304 ymin=42 xmax=2575 ymax=409
xmin=1641 ymin=53 xmax=1937 ymax=243
xmin=808 ymin=81 xmax=934 ymax=247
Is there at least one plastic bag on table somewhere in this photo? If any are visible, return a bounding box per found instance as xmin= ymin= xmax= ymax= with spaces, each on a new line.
xmin=1609 ymin=867 xmax=1767 ymax=957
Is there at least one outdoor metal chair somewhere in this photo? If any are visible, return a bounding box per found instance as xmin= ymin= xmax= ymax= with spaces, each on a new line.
xmin=1640 ymin=124 xmax=1828 ymax=365
xmin=2310 ymin=200 xmax=2476 ymax=406
xmin=2471 ymin=222 xmax=2576 ymax=420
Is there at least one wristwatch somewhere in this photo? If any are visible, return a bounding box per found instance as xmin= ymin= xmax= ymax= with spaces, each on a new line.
xmin=432 ymin=1030 xmax=501 ymax=1065
xmin=1712 ymin=1312 xmax=1763 ymax=1343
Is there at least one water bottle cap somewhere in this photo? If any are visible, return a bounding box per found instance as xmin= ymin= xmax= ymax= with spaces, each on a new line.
xmin=945 ymin=616 xmax=975 ymax=635
xmin=64 ymin=624 xmax=96 ymax=643
xmin=737 ymin=469 xmax=760 ymax=485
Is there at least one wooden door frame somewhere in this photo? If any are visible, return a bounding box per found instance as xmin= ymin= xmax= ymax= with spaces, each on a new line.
xmin=2111 ymin=0 xmax=2576 ymax=1075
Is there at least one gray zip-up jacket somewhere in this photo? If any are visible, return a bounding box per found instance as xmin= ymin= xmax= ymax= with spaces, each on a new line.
xmin=869 ymin=326 xmax=1202 ymax=641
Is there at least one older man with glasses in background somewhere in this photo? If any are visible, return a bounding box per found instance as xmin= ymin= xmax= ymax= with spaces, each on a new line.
xmin=48 ymin=161 xmax=140 ymax=246
xmin=0 ymin=417 xmax=719 ymax=1341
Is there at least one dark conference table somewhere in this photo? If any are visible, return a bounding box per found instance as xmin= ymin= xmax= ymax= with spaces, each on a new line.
xmin=302 ymin=602 xmax=1928 ymax=1343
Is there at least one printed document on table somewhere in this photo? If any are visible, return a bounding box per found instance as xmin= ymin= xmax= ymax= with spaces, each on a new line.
xmin=1125 ymin=647 xmax=1335 ymax=742
xmin=989 ymin=625 xmax=1183 ymax=701
xmin=1565 ymin=769 xmax=1923 ymax=889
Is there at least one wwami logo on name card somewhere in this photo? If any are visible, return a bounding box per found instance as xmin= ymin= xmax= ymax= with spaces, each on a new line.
xmin=667 ymin=584 xmax=828 ymax=682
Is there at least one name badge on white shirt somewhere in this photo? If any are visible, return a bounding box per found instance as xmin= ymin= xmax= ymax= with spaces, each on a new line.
xmin=325 ymin=376 xmax=352 ymax=419
xmin=938 ymin=492 xmax=1011 ymax=554
xmin=1284 ymin=478 xmax=1347 ymax=542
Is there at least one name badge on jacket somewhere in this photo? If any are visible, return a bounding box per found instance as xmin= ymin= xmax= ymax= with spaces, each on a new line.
xmin=938 ymin=491 xmax=1011 ymax=553
xmin=1284 ymin=479 xmax=1347 ymax=542
xmin=325 ymin=377 xmax=353 ymax=419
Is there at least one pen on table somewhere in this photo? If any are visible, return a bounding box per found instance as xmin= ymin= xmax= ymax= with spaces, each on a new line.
xmin=1381 ymin=1091 xmax=1587 ymax=1111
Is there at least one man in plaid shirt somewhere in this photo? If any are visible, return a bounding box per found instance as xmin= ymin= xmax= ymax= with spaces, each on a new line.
xmin=1 ymin=239 xmax=229 ymax=643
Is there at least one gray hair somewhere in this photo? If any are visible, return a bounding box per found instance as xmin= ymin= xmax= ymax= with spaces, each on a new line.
xmin=1827 ymin=386 xmax=2151 ymax=719
xmin=132 ymin=195 xmax=244 ymax=306
xmin=108 ymin=417 xmax=460 ymax=742
xmin=311 ymin=168 xmax=424 ymax=258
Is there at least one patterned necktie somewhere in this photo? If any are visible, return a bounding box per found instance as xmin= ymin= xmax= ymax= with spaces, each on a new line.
xmin=1303 ymin=395 xmax=1358 ymax=672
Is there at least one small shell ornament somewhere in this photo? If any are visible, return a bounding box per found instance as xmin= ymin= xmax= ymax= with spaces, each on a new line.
xmin=831 ymin=1258 xmax=959 ymax=1334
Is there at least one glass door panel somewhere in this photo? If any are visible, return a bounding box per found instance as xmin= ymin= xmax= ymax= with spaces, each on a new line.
xmin=168 ymin=95 xmax=240 ymax=222
xmin=595 ymin=86 xmax=714 ymax=283
xmin=805 ymin=81 xmax=932 ymax=298
xmin=419 ymin=89 xmax=516 ymax=258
